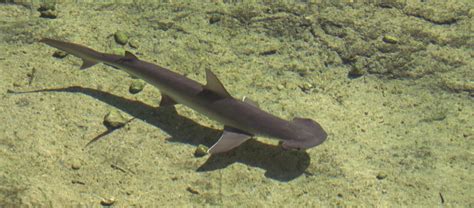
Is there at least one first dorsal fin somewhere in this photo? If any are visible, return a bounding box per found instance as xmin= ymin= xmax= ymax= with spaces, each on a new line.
xmin=204 ymin=69 xmax=232 ymax=98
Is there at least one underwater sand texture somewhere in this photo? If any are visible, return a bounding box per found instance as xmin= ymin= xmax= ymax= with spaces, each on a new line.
xmin=0 ymin=1 xmax=473 ymax=207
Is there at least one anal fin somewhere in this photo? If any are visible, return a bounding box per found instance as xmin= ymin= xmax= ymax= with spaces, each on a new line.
xmin=208 ymin=126 xmax=252 ymax=154
xmin=159 ymin=94 xmax=177 ymax=107
xmin=80 ymin=59 xmax=98 ymax=70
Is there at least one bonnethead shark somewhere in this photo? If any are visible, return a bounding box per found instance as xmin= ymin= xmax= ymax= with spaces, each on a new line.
xmin=40 ymin=38 xmax=327 ymax=154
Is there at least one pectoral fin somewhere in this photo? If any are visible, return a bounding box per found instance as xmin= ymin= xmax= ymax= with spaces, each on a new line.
xmin=208 ymin=126 xmax=252 ymax=154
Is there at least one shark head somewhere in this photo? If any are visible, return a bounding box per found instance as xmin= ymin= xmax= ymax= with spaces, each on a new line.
xmin=281 ymin=117 xmax=327 ymax=150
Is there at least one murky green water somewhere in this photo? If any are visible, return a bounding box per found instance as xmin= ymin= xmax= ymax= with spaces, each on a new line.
xmin=0 ymin=1 xmax=472 ymax=206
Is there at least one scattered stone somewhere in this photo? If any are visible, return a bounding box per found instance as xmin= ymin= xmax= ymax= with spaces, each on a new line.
xmin=52 ymin=50 xmax=68 ymax=58
xmin=376 ymin=171 xmax=388 ymax=180
xmin=71 ymin=180 xmax=85 ymax=185
xmin=103 ymin=110 xmax=128 ymax=129
xmin=259 ymin=49 xmax=277 ymax=56
xmin=155 ymin=20 xmax=174 ymax=31
xmin=382 ymin=35 xmax=399 ymax=44
xmin=194 ymin=144 xmax=209 ymax=157
xmin=348 ymin=67 xmax=366 ymax=78
xmin=276 ymin=84 xmax=285 ymax=90
xmin=209 ymin=13 xmax=221 ymax=24
xmin=299 ymin=82 xmax=313 ymax=93
xmin=100 ymin=197 xmax=115 ymax=206
xmin=38 ymin=3 xmax=57 ymax=19
xmin=186 ymin=186 xmax=200 ymax=194
xmin=114 ymin=31 xmax=128 ymax=45
xmin=129 ymin=80 xmax=146 ymax=94
xmin=70 ymin=159 xmax=81 ymax=170
xmin=39 ymin=2 xmax=55 ymax=11
xmin=129 ymin=39 xmax=139 ymax=49
xmin=39 ymin=10 xmax=58 ymax=19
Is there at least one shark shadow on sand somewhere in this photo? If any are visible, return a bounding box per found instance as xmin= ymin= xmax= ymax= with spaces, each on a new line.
xmin=9 ymin=86 xmax=310 ymax=181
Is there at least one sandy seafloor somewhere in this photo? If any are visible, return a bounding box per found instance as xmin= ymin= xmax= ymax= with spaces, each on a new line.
xmin=0 ymin=1 xmax=473 ymax=207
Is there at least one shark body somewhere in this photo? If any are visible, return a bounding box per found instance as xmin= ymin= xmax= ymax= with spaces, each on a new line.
xmin=40 ymin=38 xmax=327 ymax=154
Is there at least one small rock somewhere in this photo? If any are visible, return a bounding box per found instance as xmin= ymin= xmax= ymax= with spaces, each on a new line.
xmin=129 ymin=80 xmax=146 ymax=94
xmin=52 ymin=50 xmax=68 ymax=58
xmin=194 ymin=144 xmax=209 ymax=157
xmin=114 ymin=31 xmax=128 ymax=45
xmin=39 ymin=2 xmax=55 ymax=11
xmin=348 ymin=67 xmax=366 ymax=78
xmin=382 ymin=35 xmax=399 ymax=44
xmin=186 ymin=186 xmax=200 ymax=194
xmin=38 ymin=3 xmax=57 ymax=19
xmin=103 ymin=110 xmax=128 ymax=129
xmin=376 ymin=171 xmax=388 ymax=180
xmin=100 ymin=197 xmax=115 ymax=206
xmin=300 ymin=82 xmax=313 ymax=92
xmin=209 ymin=13 xmax=221 ymax=24
xmin=70 ymin=159 xmax=81 ymax=170
xmin=276 ymin=84 xmax=285 ymax=90
xmin=129 ymin=39 xmax=139 ymax=49
xmin=259 ymin=48 xmax=277 ymax=56
xmin=39 ymin=10 xmax=58 ymax=19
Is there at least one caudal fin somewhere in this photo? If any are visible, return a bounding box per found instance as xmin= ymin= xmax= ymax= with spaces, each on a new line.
xmin=40 ymin=38 xmax=100 ymax=69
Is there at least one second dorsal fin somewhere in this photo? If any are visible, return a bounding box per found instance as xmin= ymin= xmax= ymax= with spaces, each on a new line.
xmin=124 ymin=51 xmax=138 ymax=60
xmin=204 ymin=69 xmax=232 ymax=98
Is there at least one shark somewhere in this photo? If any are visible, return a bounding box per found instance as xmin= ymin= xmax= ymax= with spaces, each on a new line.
xmin=40 ymin=38 xmax=327 ymax=154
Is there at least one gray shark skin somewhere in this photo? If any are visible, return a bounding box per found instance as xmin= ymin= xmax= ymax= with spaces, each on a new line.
xmin=40 ymin=38 xmax=327 ymax=154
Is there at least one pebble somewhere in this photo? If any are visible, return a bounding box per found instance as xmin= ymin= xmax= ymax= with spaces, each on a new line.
xmin=348 ymin=67 xmax=366 ymax=78
xmin=103 ymin=110 xmax=128 ymax=129
xmin=100 ymin=197 xmax=115 ymax=206
xmin=186 ymin=186 xmax=200 ymax=194
xmin=129 ymin=80 xmax=146 ymax=94
xmin=209 ymin=13 xmax=221 ymax=24
xmin=276 ymin=84 xmax=285 ymax=90
xmin=376 ymin=171 xmax=388 ymax=180
xmin=38 ymin=3 xmax=57 ymax=19
xmin=52 ymin=50 xmax=68 ymax=58
xmin=382 ymin=35 xmax=399 ymax=44
xmin=114 ymin=31 xmax=129 ymax=45
xmin=300 ymin=82 xmax=313 ymax=92
xmin=194 ymin=144 xmax=209 ymax=157
xmin=129 ymin=39 xmax=139 ymax=49
xmin=70 ymin=159 xmax=81 ymax=170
